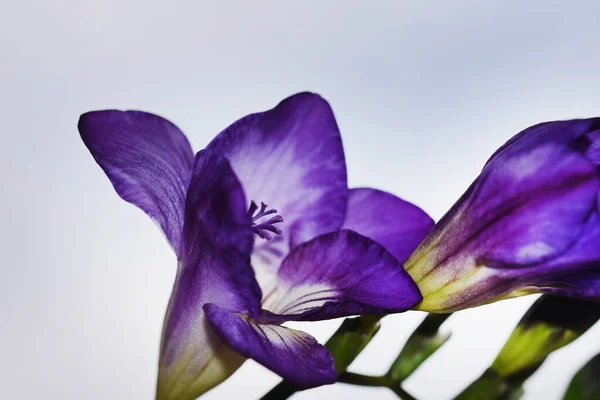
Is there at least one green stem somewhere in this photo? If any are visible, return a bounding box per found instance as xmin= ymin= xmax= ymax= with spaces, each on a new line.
xmin=259 ymin=381 xmax=298 ymax=400
xmin=413 ymin=312 xmax=452 ymax=336
xmin=392 ymin=385 xmax=419 ymax=400
xmin=327 ymin=315 xmax=382 ymax=372
xmin=338 ymin=372 xmax=391 ymax=387
xmin=387 ymin=313 xmax=452 ymax=382
xmin=339 ymin=372 xmax=418 ymax=400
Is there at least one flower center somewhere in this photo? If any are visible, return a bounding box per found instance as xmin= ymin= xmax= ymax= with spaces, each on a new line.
xmin=248 ymin=200 xmax=283 ymax=241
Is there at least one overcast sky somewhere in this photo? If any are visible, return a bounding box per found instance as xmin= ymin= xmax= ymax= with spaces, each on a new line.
xmin=2 ymin=1 xmax=600 ymax=399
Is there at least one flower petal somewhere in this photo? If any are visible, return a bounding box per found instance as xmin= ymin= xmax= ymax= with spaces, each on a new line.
xmin=79 ymin=110 xmax=194 ymax=256
xmin=486 ymin=118 xmax=600 ymax=214
xmin=485 ymin=119 xmax=600 ymax=167
xmin=342 ymin=188 xmax=433 ymax=263
xmin=261 ymin=230 xmax=422 ymax=322
xmin=478 ymin=144 xmax=598 ymax=266
xmin=204 ymin=303 xmax=337 ymax=389
xmin=206 ymin=93 xmax=348 ymax=291
xmin=524 ymin=213 xmax=600 ymax=300
xmin=157 ymin=150 xmax=261 ymax=400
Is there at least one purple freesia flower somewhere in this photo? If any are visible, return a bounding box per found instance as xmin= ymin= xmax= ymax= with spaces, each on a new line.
xmin=79 ymin=93 xmax=433 ymax=399
xmin=405 ymin=119 xmax=600 ymax=312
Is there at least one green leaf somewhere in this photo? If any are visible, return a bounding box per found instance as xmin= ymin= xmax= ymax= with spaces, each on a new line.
xmin=563 ymin=354 xmax=600 ymax=400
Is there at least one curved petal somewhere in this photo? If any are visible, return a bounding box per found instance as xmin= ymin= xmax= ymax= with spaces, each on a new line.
xmin=79 ymin=110 xmax=194 ymax=256
xmin=261 ymin=230 xmax=422 ymax=322
xmin=583 ymin=129 xmax=600 ymax=166
xmin=580 ymin=129 xmax=600 ymax=211
xmin=204 ymin=304 xmax=337 ymax=389
xmin=206 ymin=93 xmax=348 ymax=291
xmin=342 ymin=188 xmax=434 ymax=263
xmin=539 ymin=274 xmax=600 ymax=300
xmin=485 ymin=119 xmax=600 ymax=167
xmin=478 ymin=144 xmax=598 ymax=266
xmin=524 ymin=213 xmax=600 ymax=301
xmin=157 ymin=150 xmax=261 ymax=400
xmin=485 ymin=118 xmax=600 ymax=214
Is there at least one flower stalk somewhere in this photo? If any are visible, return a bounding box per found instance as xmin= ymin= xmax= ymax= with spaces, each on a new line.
xmin=339 ymin=373 xmax=418 ymax=400
xmin=387 ymin=313 xmax=452 ymax=382
xmin=454 ymin=295 xmax=600 ymax=400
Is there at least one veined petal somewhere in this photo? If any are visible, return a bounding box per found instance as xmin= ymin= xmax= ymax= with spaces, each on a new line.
xmin=261 ymin=230 xmax=422 ymax=322
xmin=157 ymin=150 xmax=261 ymax=400
xmin=342 ymin=188 xmax=433 ymax=263
xmin=206 ymin=93 xmax=348 ymax=292
xmin=79 ymin=110 xmax=194 ymax=256
xmin=204 ymin=304 xmax=337 ymax=389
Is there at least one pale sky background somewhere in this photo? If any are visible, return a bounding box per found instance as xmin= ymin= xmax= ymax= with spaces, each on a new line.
xmin=2 ymin=1 xmax=600 ymax=399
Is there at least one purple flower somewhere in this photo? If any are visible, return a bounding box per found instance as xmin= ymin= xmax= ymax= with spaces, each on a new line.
xmin=79 ymin=93 xmax=433 ymax=399
xmin=405 ymin=119 xmax=600 ymax=312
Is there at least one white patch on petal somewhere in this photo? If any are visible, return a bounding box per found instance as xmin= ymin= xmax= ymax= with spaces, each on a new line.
xmin=505 ymin=146 xmax=548 ymax=178
xmin=516 ymin=241 xmax=554 ymax=262
xmin=245 ymin=319 xmax=314 ymax=350
xmin=251 ymin=235 xmax=288 ymax=294
xmin=263 ymin=282 xmax=338 ymax=316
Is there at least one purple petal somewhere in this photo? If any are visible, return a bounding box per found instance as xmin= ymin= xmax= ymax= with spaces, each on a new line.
xmin=583 ymin=129 xmax=600 ymax=165
xmin=178 ymin=150 xmax=261 ymax=314
xmin=79 ymin=111 xmax=194 ymax=256
xmin=540 ymin=274 xmax=600 ymax=300
xmin=261 ymin=230 xmax=422 ymax=322
xmin=478 ymin=144 xmax=598 ymax=266
xmin=206 ymin=93 xmax=348 ymax=291
xmin=486 ymin=118 xmax=600 ymax=213
xmin=485 ymin=119 xmax=600 ymax=167
xmin=204 ymin=303 xmax=337 ymax=389
xmin=342 ymin=188 xmax=433 ymax=263
xmin=527 ymin=213 xmax=600 ymax=300
xmin=157 ymin=150 xmax=261 ymax=399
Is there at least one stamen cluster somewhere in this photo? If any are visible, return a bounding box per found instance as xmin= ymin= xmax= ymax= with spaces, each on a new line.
xmin=248 ymin=201 xmax=284 ymax=241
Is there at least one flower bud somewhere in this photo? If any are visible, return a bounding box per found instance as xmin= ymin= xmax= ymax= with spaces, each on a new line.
xmin=406 ymin=119 xmax=600 ymax=311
